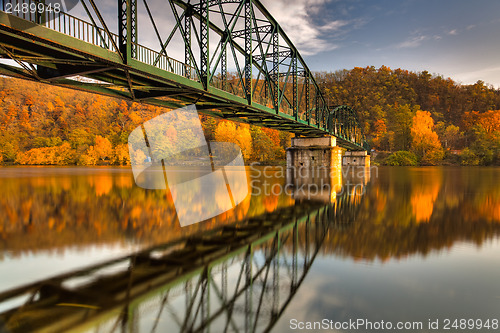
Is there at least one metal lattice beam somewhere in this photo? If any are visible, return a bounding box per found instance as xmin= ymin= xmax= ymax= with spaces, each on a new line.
xmin=0 ymin=0 xmax=368 ymax=150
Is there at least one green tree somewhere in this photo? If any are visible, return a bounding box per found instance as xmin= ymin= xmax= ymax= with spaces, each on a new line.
xmin=390 ymin=104 xmax=416 ymax=151
xmin=384 ymin=151 xmax=418 ymax=166
xmin=443 ymin=124 xmax=461 ymax=150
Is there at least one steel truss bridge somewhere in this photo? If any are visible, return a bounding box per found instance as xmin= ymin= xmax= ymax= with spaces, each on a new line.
xmin=0 ymin=191 xmax=363 ymax=333
xmin=0 ymin=0 xmax=368 ymax=150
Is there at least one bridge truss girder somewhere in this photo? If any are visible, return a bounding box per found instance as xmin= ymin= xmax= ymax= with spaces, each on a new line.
xmin=0 ymin=0 xmax=367 ymax=150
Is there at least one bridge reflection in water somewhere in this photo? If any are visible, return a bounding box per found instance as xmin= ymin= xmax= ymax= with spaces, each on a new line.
xmin=0 ymin=167 xmax=368 ymax=333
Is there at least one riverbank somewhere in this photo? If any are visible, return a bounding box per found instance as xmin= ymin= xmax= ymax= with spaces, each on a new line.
xmin=372 ymin=150 xmax=500 ymax=166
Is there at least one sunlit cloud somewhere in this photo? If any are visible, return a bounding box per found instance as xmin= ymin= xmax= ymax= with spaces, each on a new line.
xmin=260 ymin=0 xmax=345 ymax=55
xmin=319 ymin=20 xmax=349 ymax=32
xmin=448 ymin=29 xmax=458 ymax=35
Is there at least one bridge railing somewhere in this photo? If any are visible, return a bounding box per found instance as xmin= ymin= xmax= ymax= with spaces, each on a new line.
xmin=0 ymin=0 xmax=119 ymax=51
xmin=134 ymin=42 xmax=197 ymax=80
xmin=0 ymin=0 xmax=202 ymax=81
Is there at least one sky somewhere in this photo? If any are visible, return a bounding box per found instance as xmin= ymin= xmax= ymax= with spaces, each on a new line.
xmin=3 ymin=0 xmax=500 ymax=88
xmin=260 ymin=0 xmax=500 ymax=88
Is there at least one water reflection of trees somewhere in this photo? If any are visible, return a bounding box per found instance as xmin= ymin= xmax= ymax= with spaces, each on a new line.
xmin=2 ymin=167 xmax=500 ymax=262
xmin=322 ymin=167 xmax=500 ymax=261
xmin=0 ymin=167 xmax=293 ymax=257
xmin=0 ymin=198 xmax=345 ymax=333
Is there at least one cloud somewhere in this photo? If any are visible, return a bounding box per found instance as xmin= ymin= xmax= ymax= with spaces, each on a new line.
xmin=396 ymin=35 xmax=427 ymax=48
xmin=448 ymin=29 xmax=458 ymax=35
xmin=260 ymin=0 xmax=344 ymax=55
xmin=320 ymin=20 xmax=349 ymax=32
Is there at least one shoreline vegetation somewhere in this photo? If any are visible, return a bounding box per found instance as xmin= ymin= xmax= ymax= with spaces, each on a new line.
xmin=0 ymin=66 xmax=499 ymax=167
xmin=316 ymin=66 xmax=499 ymax=166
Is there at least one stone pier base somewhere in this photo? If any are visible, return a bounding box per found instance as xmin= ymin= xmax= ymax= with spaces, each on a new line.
xmin=286 ymin=137 xmax=341 ymax=168
xmin=342 ymin=150 xmax=370 ymax=167
xmin=285 ymin=137 xmax=342 ymax=203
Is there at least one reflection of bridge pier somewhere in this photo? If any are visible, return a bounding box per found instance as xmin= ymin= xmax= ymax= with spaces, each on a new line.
xmin=286 ymin=165 xmax=342 ymax=203
xmin=0 ymin=191 xmax=364 ymax=333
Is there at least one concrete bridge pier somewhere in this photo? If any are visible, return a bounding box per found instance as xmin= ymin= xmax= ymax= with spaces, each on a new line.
xmin=285 ymin=137 xmax=342 ymax=203
xmin=286 ymin=137 xmax=370 ymax=170
xmin=343 ymin=151 xmax=370 ymax=167
xmin=285 ymin=136 xmax=371 ymax=203
xmin=286 ymin=137 xmax=341 ymax=169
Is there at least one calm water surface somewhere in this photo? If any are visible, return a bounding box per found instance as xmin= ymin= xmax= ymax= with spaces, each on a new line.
xmin=0 ymin=166 xmax=499 ymax=332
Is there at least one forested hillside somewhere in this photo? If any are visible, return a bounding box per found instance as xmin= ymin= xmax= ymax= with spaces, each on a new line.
xmin=1 ymin=66 xmax=500 ymax=166
xmin=0 ymin=76 xmax=291 ymax=165
xmin=316 ymin=66 xmax=500 ymax=165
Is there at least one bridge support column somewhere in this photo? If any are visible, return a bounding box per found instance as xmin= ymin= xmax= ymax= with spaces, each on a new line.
xmin=286 ymin=137 xmax=342 ymax=203
xmin=286 ymin=137 xmax=341 ymax=169
xmin=342 ymin=151 xmax=370 ymax=167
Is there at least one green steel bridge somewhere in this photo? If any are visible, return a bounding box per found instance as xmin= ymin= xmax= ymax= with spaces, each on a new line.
xmin=0 ymin=0 xmax=368 ymax=151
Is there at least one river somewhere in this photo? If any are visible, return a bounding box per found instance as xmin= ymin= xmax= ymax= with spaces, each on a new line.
xmin=0 ymin=166 xmax=499 ymax=332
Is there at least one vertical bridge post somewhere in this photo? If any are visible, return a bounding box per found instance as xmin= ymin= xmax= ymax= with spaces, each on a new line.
xmin=292 ymin=53 xmax=297 ymax=120
xmin=119 ymin=0 xmax=137 ymax=63
xmin=272 ymin=25 xmax=279 ymax=113
xmin=244 ymin=0 xmax=253 ymax=104
xmin=184 ymin=5 xmax=192 ymax=79
xmin=200 ymin=0 xmax=209 ymax=89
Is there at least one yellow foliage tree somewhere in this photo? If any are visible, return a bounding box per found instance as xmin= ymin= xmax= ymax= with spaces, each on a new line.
xmin=94 ymin=135 xmax=113 ymax=162
xmin=214 ymin=121 xmax=236 ymax=143
xmin=476 ymin=110 xmax=500 ymax=134
xmin=112 ymin=144 xmax=131 ymax=165
xmin=411 ymin=111 xmax=444 ymax=165
xmin=16 ymin=142 xmax=74 ymax=165
xmin=235 ymin=124 xmax=252 ymax=160
xmin=78 ymin=146 xmax=98 ymax=166
xmin=214 ymin=121 xmax=253 ymax=160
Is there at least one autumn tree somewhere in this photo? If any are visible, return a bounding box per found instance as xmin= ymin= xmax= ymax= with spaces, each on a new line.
xmin=215 ymin=121 xmax=253 ymax=160
xmin=411 ymin=111 xmax=444 ymax=165
xmin=250 ymin=127 xmax=276 ymax=162
xmin=462 ymin=110 xmax=500 ymax=165
xmin=442 ymin=124 xmax=461 ymax=150
xmin=93 ymin=135 xmax=113 ymax=162
xmin=371 ymin=119 xmax=388 ymax=150
xmin=215 ymin=121 xmax=236 ymax=143
xmin=16 ymin=142 xmax=75 ymax=165
xmin=200 ymin=115 xmax=217 ymax=141
xmin=78 ymin=146 xmax=98 ymax=165
xmin=235 ymin=124 xmax=253 ymax=160
xmin=262 ymin=128 xmax=284 ymax=158
xmin=112 ymin=144 xmax=131 ymax=165
xmin=390 ymin=104 xmax=416 ymax=151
